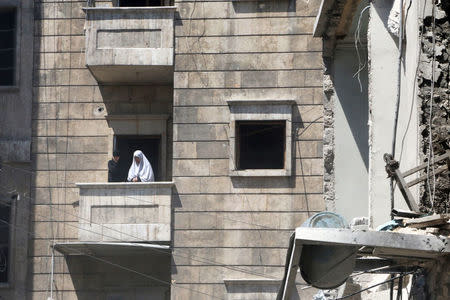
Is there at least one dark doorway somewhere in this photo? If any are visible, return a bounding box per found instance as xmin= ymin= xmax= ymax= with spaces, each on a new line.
xmin=114 ymin=136 xmax=161 ymax=181
xmin=236 ymin=121 xmax=286 ymax=170
xmin=0 ymin=201 xmax=10 ymax=283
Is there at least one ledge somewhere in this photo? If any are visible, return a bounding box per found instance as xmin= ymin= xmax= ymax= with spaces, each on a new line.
xmin=76 ymin=181 xmax=175 ymax=189
xmin=0 ymin=85 xmax=19 ymax=92
xmin=226 ymin=99 xmax=297 ymax=106
xmin=105 ymin=114 xmax=170 ymax=121
xmin=230 ymin=169 xmax=291 ymax=177
xmin=224 ymin=279 xmax=282 ymax=285
xmin=83 ymin=6 xmax=177 ymax=13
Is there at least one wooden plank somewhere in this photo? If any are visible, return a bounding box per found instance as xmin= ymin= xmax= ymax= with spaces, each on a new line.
xmin=392 ymin=209 xmax=423 ymax=218
xmin=403 ymin=214 xmax=450 ymax=228
xmin=393 ymin=169 xmax=420 ymax=212
xmin=402 ymin=151 xmax=450 ymax=177
xmin=406 ymin=166 xmax=448 ymax=188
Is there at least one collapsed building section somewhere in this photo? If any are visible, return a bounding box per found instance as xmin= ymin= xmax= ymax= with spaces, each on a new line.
xmin=418 ymin=0 xmax=450 ymax=212
xmin=280 ymin=0 xmax=450 ymax=298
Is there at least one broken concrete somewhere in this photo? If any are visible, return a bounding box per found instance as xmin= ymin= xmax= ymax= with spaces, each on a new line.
xmin=418 ymin=0 xmax=450 ymax=213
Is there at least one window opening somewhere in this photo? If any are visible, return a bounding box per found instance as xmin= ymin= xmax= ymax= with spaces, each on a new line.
xmin=0 ymin=201 xmax=11 ymax=283
xmin=114 ymin=135 xmax=161 ymax=181
xmin=119 ymin=0 xmax=164 ymax=6
xmin=0 ymin=8 xmax=16 ymax=86
xmin=236 ymin=121 xmax=285 ymax=170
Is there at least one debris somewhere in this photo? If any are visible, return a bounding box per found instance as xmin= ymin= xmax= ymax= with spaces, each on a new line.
xmin=350 ymin=217 xmax=369 ymax=231
xmin=392 ymin=208 xmax=423 ymax=218
xmin=425 ymin=227 xmax=440 ymax=234
xmin=376 ymin=219 xmax=403 ymax=231
xmin=402 ymin=214 xmax=450 ymax=228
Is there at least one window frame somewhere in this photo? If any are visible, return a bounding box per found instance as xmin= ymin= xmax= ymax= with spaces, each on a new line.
xmin=227 ymin=100 xmax=295 ymax=177
xmin=0 ymin=4 xmax=19 ymax=89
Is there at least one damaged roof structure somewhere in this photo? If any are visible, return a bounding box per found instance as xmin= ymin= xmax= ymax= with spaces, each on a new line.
xmin=278 ymin=0 xmax=450 ymax=299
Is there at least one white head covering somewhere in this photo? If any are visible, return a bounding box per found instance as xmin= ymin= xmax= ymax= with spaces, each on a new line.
xmin=127 ymin=150 xmax=155 ymax=182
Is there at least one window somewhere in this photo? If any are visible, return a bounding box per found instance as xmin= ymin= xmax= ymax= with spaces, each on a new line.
xmin=0 ymin=8 xmax=16 ymax=86
xmin=114 ymin=135 xmax=161 ymax=181
xmin=227 ymin=100 xmax=295 ymax=177
xmin=236 ymin=121 xmax=285 ymax=169
xmin=0 ymin=201 xmax=11 ymax=283
xmin=119 ymin=0 xmax=165 ymax=6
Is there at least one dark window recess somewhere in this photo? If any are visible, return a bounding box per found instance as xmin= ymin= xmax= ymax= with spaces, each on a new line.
xmin=0 ymin=202 xmax=11 ymax=283
xmin=0 ymin=8 xmax=16 ymax=86
xmin=236 ymin=121 xmax=286 ymax=170
xmin=114 ymin=135 xmax=161 ymax=181
xmin=119 ymin=0 xmax=164 ymax=6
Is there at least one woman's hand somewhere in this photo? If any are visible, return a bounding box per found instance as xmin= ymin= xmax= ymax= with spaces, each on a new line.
xmin=132 ymin=177 xmax=139 ymax=182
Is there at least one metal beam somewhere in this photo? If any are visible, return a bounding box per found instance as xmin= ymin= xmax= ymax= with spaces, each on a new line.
xmin=278 ymin=234 xmax=302 ymax=300
xmin=294 ymin=228 xmax=450 ymax=258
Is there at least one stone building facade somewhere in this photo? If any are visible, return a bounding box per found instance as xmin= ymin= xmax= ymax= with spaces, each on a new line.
xmin=171 ymin=1 xmax=323 ymax=299
xmin=0 ymin=0 xmax=34 ymax=299
xmin=1 ymin=0 xmax=327 ymax=300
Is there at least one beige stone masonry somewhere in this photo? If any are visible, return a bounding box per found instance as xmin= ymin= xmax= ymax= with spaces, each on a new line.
xmin=77 ymin=182 xmax=174 ymax=242
xmin=84 ymin=7 xmax=176 ymax=84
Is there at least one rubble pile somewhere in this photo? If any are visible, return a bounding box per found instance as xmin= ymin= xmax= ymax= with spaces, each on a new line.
xmin=418 ymin=0 xmax=450 ymax=213
xmin=393 ymin=213 xmax=450 ymax=236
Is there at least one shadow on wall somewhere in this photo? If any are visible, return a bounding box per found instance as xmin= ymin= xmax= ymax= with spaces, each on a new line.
xmin=232 ymin=0 xmax=296 ymax=13
xmin=67 ymin=254 xmax=171 ymax=300
xmin=372 ymin=0 xmax=401 ymax=45
xmin=97 ymin=85 xmax=173 ymax=116
xmin=225 ymin=283 xmax=301 ymax=299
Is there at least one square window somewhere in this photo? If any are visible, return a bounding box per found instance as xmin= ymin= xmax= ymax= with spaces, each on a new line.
xmin=227 ymin=100 xmax=295 ymax=177
xmin=236 ymin=121 xmax=285 ymax=170
xmin=0 ymin=8 xmax=16 ymax=86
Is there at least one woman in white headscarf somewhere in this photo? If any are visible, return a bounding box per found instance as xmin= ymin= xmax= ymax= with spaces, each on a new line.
xmin=127 ymin=150 xmax=155 ymax=182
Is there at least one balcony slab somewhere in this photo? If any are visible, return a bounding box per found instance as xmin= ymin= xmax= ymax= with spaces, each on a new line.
xmin=76 ymin=182 xmax=174 ymax=243
xmin=83 ymin=7 xmax=175 ymax=84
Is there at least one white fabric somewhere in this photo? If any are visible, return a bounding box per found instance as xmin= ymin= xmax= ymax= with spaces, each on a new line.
xmin=127 ymin=150 xmax=155 ymax=182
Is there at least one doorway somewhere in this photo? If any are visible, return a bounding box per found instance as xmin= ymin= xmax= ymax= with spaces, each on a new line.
xmin=114 ymin=135 xmax=161 ymax=181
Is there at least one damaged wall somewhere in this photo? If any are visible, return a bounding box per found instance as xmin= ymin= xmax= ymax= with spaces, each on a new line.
xmin=318 ymin=0 xmax=421 ymax=227
xmin=418 ymin=0 xmax=450 ymax=213
xmin=368 ymin=0 xmax=421 ymax=226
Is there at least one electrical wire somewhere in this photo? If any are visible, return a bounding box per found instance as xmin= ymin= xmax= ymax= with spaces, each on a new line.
xmin=0 ymin=218 xmax=226 ymax=300
xmin=336 ymin=270 xmax=417 ymax=300
xmin=390 ymin=0 xmax=405 ymax=218
xmin=426 ymin=0 xmax=437 ymax=211
xmin=47 ymin=2 xmax=60 ymax=297
xmin=398 ymin=0 xmax=426 ymax=164
xmin=0 ymin=189 xmax=290 ymax=282
xmin=1 ymin=162 xmax=314 ymax=230
xmin=353 ymin=5 xmax=371 ymax=93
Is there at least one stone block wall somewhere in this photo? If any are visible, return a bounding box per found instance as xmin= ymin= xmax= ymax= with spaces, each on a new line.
xmin=171 ymin=0 xmax=325 ymax=298
xmin=30 ymin=1 xmax=173 ymax=299
xmin=0 ymin=1 xmax=34 ymax=299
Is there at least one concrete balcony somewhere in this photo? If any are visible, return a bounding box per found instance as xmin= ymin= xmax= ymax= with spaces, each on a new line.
xmin=76 ymin=182 xmax=173 ymax=243
xmin=83 ymin=7 xmax=175 ymax=84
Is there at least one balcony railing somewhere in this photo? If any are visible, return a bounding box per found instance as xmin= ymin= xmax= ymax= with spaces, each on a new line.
xmin=83 ymin=6 xmax=175 ymax=84
xmin=77 ymin=182 xmax=173 ymax=243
